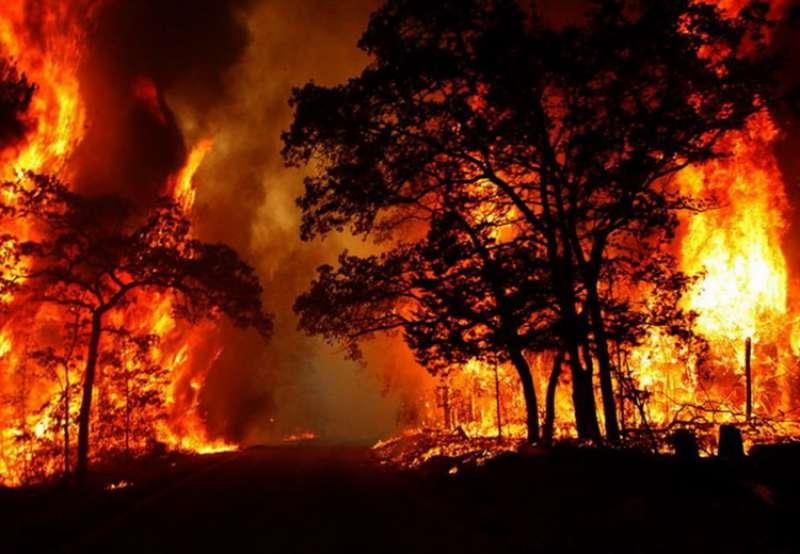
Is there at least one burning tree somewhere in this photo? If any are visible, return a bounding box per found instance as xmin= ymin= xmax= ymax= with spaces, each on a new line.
xmin=0 ymin=174 xmax=272 ymax=481
xmin=285 ymin=0 xmax=779 ymax=443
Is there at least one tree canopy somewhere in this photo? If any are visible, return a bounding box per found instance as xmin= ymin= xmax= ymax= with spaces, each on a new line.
xmin=285 ymin=0 xmax=777 ymax=443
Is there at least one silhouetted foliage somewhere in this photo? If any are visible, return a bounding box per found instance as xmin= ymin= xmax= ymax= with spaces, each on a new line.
xmin=296 ymin=220 xmax=557 ymax=441
xmin=0 ymin=174 xmax=272 ymax=481
xmin=95 ymin=330 xmax=168 ymax=459
xmin=0 ymin=59 xmax=34 ymax=148
xmin=28 ymin=310 xmax=83 ymax=479
xmin=286 ymin=0 xmax=777 ymax=443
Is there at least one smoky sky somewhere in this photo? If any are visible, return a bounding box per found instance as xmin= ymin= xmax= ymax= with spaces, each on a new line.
xmin=73 ymin=0 xmax=255 ymax=201
xmin=63 ymin=0 xmax=800 ymax=444
xmin=72 ymin=0 xmax=410 ymax=444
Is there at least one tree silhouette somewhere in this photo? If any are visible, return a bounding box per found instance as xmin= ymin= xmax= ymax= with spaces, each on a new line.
xmin=28 ymin=310 xmax=82 ymax=479
xmin=296 ymin=210 xmax=558 ymax=443
xmin=0 ymin=58 xmax=34 ymax=148
xmin=519 ymin=0 xmax=775 ymax=443
xmin=95 ymin=330 xmax=167 ymax=460
xmin=285 ymin=0 xmax=776 ymax=443
xmin=0 ymin=174 xmax=272 ymax=481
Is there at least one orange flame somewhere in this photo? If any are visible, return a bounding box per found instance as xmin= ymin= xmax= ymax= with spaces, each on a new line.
xmin=170 ymin=138 xmax=214 ymax=212
xmin=0 ymin=2 xmax=87 ymax=176
xmin=419 ymin=3 xmax=800 ymax=448
xmin=0 ymin=2 xmax=233 ymax=486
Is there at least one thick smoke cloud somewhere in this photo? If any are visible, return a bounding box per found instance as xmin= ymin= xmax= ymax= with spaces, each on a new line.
xmin=186 ymin=0 xmax=426 ymax=444
xmin=73 ymin=0 xmax=255 ymax=201
xmin=74 ymin=0 xmax=423 ymax=444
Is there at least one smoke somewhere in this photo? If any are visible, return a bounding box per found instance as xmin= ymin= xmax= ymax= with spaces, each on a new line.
xmin=190 ymin=0 xmax=438 ymax=444
xmin=70 ymin=0 xmax=429 ymax=445
xmin=771 ymin=0 xmax=800 ymax=293
xmin=72 ymin=0 xmax=255 ymax=201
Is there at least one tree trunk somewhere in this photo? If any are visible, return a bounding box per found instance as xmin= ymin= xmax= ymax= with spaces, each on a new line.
xmin=63 ymin=370 xmax=70 ymax=479
xmin=493 ymin=362 xmax=502 ymax=439
xmin=556 ymin=281 xmax=601 ymax=442
xmin=543 ymin=351 xmax=564 ymax=446
xmin=75 ymin=311 xmax=102 ymax=484
xmin=438 ymin=383 xmax=452 ymax=430
xmin=567 ymin=347 xmax=601 ymax=442
xmin=508 ymin=347 xmax=539 ymax=444
xmin=447 ymin=208 xmax=538 ymax=443
xmin=552 ymin=243 xmax=601 ymax=442
xmin=124 ymin=365 xmax=131 ymax=458
xmin=586 ymin=287 xmax=621 ymax=444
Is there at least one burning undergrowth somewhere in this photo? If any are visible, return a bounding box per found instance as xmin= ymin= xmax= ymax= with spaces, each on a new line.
xmin=286 ymin=0 xmax=800 ymax=464
xmin=372 ymin=429 xmax=520 ymax=471
xmin=0 ymin=0 xmax=401 ymax=488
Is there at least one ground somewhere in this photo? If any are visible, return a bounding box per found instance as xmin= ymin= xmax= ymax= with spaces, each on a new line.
xmin=1 ymin=443 xmax=798 ymax=553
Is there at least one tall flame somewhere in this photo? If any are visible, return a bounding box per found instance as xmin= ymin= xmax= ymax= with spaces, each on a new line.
xmin=0 ymin=2 xmax=233 ymax=486
xmin=0 ymin=2 xmax=87 ymax=176
xmin=171 ymin=138 xmax=214 ymax=212
xmin=679 ymin=113 xmax=788 ymax=344
xmin=0 ymin=1 xmax=89 ymax=485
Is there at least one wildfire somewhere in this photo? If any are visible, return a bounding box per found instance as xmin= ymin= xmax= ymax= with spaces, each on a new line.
xmin=0 ymin=2 xmax=87 ymax=176
xmin=619 ymin=0 xmax=799 ymax=435
xmin=420 ymin=3 xmax=800 ymax=450
xmin=428 ymin=107 xmax=800 ymax=447
xmin=679 ymin=112 xmax=788 ymax=345
xmin=1 ymin=0 xmax=798 ymax=486
xmin=616 ymin=109 xmax=798 ymax=441
xmin=0 ymin=2 xmax=234 ymax=486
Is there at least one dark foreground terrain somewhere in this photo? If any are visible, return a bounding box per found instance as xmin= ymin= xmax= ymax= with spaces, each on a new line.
xmin=2 ymin=444 xmax=799 ymax=553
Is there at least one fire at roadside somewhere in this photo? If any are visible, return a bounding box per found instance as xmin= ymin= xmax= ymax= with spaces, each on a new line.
xmin=332 ymin=0 xmax=800 ymax=465
xmin=0 ymin=1 xmax=269 ymax=486
xmin=4 ymin=0 xmax=800 ymax=495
